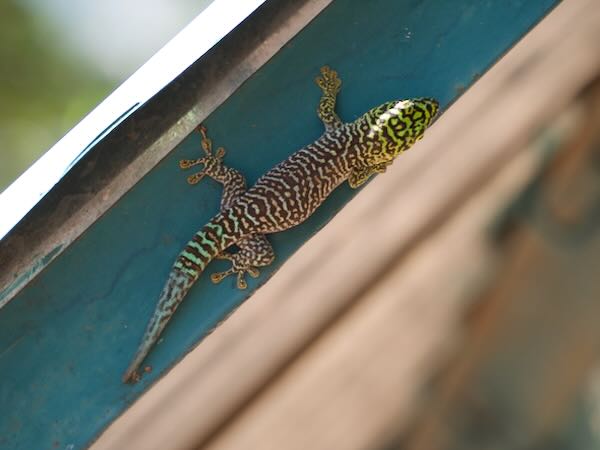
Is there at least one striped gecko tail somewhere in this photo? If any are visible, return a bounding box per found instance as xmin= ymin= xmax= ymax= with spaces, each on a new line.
xmin=122 ymin=270 xmax=195 ymax=383
xmin=123 ymin=213 xmax=237 ymax=383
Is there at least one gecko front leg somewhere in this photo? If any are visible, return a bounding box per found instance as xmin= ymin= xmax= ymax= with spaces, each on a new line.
xmin=179 ymin=125 xmax=247 ymax=206
xmin=180 ymin=125 xmax=276 ymax=289
xmin=348 ymin=162 xmax=391 ymax=188
xmin=315 ymin=65 xmax=343 ymax=132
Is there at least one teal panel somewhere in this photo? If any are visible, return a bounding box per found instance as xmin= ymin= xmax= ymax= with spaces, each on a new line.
xmin=0 ymin=0 xmax=558 ymax=448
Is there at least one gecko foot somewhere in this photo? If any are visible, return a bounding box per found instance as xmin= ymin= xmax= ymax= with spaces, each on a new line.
xmin=315 ymin=66 xmax=341 ymax=95
xmin=179 ymin=125 xmax=226 ymax=185
xmin=210 ymin=265 xmax=260 ymax=290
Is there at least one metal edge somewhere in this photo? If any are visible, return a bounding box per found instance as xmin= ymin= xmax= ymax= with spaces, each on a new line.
xmin=0 ymin=0 xmax=268 ymax=241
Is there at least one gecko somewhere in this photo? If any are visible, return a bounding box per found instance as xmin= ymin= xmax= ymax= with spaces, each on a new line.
xmin=123 ymin=66 xmax=439 ymax=383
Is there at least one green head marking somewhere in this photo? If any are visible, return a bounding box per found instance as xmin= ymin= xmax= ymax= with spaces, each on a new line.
xmin=362 ymin=97 xmax=439 ymax=163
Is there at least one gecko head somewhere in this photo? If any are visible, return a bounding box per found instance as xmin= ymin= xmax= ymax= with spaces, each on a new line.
xmin=363 ymin=97 xmax=439 ymax=163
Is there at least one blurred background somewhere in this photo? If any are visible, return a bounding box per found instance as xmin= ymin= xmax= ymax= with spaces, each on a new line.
xmin=0 ymin=0 xmax=213 ymax=193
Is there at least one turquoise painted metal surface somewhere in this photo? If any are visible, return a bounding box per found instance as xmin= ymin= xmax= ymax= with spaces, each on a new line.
xmin=0 ymin=0 xmax=558 ymax=448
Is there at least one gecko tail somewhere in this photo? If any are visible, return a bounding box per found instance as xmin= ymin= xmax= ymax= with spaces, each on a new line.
xmin=122 ymin=271 xmax=195 ymax=383
xmin=123 ymin=215 xmax=233 ymax=383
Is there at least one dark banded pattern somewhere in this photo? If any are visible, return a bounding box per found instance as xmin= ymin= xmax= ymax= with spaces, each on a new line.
xmin=174 ymin=220 xmax=226 ymax=279
xmin=122 ymin=213 xmax=244 ymax=383
xmin=124 ymin=66 xmax=439 ymax=383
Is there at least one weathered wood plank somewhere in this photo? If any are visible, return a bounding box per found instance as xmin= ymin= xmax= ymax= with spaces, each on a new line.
xmin=91 ymin=2 xmax=598 ymax=450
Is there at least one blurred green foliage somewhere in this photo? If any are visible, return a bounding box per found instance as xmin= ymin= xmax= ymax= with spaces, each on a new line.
xmin=0 ymin=0 xmax=113 ymax=192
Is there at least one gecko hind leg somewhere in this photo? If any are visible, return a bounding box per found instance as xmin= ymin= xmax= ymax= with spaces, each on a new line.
xmin=181 ymin=126 xmax=275 ymax=289
xmin=211 ymin=235 xmax=275 ymax=289
xmin=315 ymin=65 xmax=343 ymax=132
